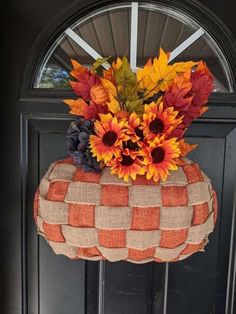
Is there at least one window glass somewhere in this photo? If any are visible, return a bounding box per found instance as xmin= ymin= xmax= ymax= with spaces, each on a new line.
xmin=34 ymin=2 xmax=234 ymax=93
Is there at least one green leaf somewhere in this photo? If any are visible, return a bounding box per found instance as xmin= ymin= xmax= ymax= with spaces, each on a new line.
xmin=92 ymin=56 xmax=111 ymax=70
xmin=125 ymin=99 xmax=144 ymax=115
xmin=114 ymin=56 xmax=136 ymax=86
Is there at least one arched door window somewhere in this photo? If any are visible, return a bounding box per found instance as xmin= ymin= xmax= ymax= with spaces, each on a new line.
xmin=34 ymin=2 xmax=234 ymax=93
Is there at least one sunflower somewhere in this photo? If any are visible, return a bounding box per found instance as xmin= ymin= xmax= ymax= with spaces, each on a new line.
xmin=141 ymin=136 xmax=180 ymax=182
xmin=90 ymin=113 xmax=129 ymax=163
xmin=126 ymin=112 xmax=144 ymax=143
xmin=108 ymin=148 xmax=144 ymax=181
xmin=141 ymin=102 xmax=182 ymax=140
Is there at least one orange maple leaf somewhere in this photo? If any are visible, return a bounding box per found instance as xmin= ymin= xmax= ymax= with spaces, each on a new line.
xmin=70 ymin=59 xmax=88 ymax=79
xmin=175 ymin=139 xmax=198 ymax=165
xmin=64 ymin=98 xmax=107 ymax=119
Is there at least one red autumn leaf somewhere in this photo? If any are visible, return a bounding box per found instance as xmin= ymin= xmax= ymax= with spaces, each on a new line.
xmin=190 ymin=61 xmax=213 ymax=106
xmin=70 ymin=72 xmax=101 ymax=101
xmin=163 ymin=71 xmax=193 ymax=112
xmin=171 ymin=126 xmax=186 ymax=138
xmin=163 ymin=67 xmax=211 ymax=133
xmin=83 ymin=101 xmax=108 ymax=120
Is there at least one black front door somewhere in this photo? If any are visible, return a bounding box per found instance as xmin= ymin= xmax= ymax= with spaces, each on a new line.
xmin=1 ymin=1 xmax=236 ymax=314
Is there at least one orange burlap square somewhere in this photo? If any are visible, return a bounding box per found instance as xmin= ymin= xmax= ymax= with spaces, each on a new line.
xmin=73 ymin=167 xmax=101 ymax=183
xmin=183 ymin=164 xmax=204 ymax=183
xmin=162 ymin=186 xmax=188 ymax=206
xmin=101 ymin=185 xmax=128 ymax=206
xmin=99 ymin=230 xmax=126 ymax=248
xmin=43 ymin=222 xmax=65 ymax=242
xmin=131 ymin=207 xmax=160 ymax=230
xmin=192 ymin=202 xmax=209 ymax=225
xmin=128 ymin=248 xmax=155 ymax=261
xmin=133 ymin=176 xmax=156 ymax=185
xmin=77 ymin=246 xmax=101 ymax=258
xmin=160 ymin=229 xmax=188 ymax=248
xmin=154 ymin=256 xmax=179 ymax=263
xmin=47 ymin=181 xmax=69 ymax=202
xmin=181 ymin=242 xmax=204 ymax=255
xmin=68 ymin=204 xmax=95 ymax=227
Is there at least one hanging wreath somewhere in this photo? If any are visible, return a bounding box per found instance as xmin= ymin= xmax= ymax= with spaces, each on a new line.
xmin=34 ymin=49 xmax=218 ymax=263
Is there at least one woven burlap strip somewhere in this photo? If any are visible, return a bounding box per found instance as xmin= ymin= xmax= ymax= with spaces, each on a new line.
xmin=186 ymin=212 xmax=214 ymax=244
xmin=201 ymin=171 xmax=211 ymax=183
xmin=36 ymin=215 xmax=44 ymax=233
xmin=100 ymin=167 xmax=132 ymax=186
xmin=178 ymin=253 xmax=192 ymax=261
xmin=39 ymin=197 xmax=68 ymax=224
xmin=154 ymin=243 xmax=187 ymax=261
xmin=39 ymin=177 xmax=50 ymax=198
xmin=178 ymin=239 xmax=208 ymax=260
xmin=182 ymin=158 xmax=192 ymax=165
xmin=160 ymin=167 xmax=188 ymax=186
xmin=207 ymin=197 xmax=213 ymax=210
xmin=95 ymin=206 xmax=132 ymax=229
xmin=48 ymin=163 xmax=77 ymax=182
xmin=62 ymin=225 xmax=99 ymax=247
xmin=159 ymin=206 xmax=194 ymax=230
xmin=64 ymin=182 xmax=101 ymax=205
xmin=98 ymin=247 xmax=129 ymax=262
xmin=127 ymin=257 xmax=154 ymax=264
xmin=44 ymin=161 xmax=57 ymax=179
xmin=129 ymin=185 xmax=162 ymax=207
xmin=48 ymin=241 xmax=78 ymax=258
xmin=77 ymin=254 xmax=101 ymax=261
xmin=126 ymin=230 xmax=161 ymax=249
xmin=187 ymin=182 xmax=212 ymax=205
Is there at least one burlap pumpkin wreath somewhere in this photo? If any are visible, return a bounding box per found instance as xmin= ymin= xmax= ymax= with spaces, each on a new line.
xmin=34 ymin=49 xmax=217 ymax=263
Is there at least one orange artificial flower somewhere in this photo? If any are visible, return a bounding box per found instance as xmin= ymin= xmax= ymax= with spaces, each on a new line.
xmin=141 ymin=136 xmax=180 ymax=182
xmin=141 ymin=102 xmax=182 ymax=140
xmin=90 ymin=84 xmax=108 ymax=104
xmin=90 ymin=114 xmax=129 ymax=163
xmin=108 ymin=148 xmax=144 ymax=181
xmin=127 ymin=112 xmax=144 ymax=143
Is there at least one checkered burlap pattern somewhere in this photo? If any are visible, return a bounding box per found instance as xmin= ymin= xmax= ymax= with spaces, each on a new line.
xmin=34 ymin=157 xmax=218 ymax=263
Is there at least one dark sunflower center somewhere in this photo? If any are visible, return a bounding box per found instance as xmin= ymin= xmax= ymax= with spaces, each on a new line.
xmin=134 ymin=127 xmax=144 ymax=140
xmin=151 ymin=147 xmax=165 ymax=163
xmin=121 ymin=154 xmax=135 ymax=166
xmin=149 ymin=118 xmax=164 ymax=134
xmin=125 ymin=140 xmax=139 ymax=151
xmin=102 ymin=131 xmax=117 ymax=146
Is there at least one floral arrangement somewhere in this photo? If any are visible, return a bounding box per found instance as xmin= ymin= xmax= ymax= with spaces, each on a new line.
xmin=64 ymin=49 xmax=213 ymax=182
